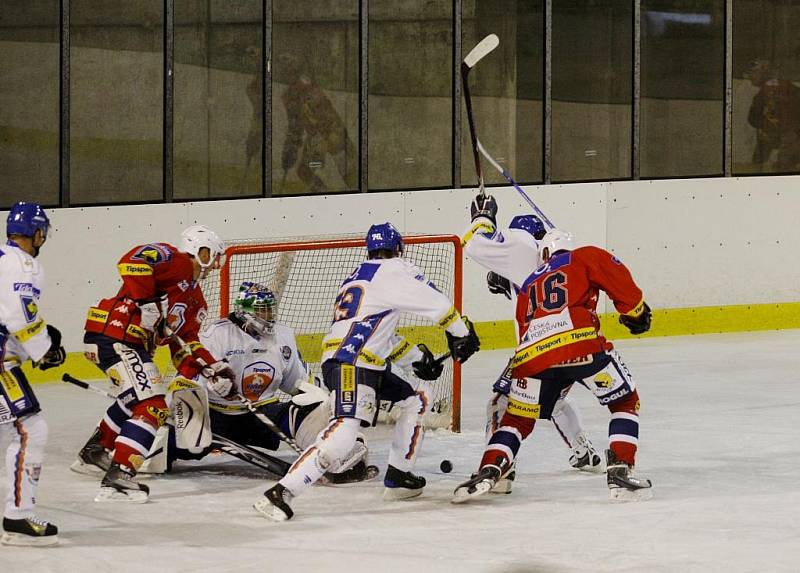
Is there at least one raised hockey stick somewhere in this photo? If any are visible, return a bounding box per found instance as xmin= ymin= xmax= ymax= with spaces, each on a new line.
xmin=62 ymin=373 xmax=291 ymax=477
xmin=476 ymin=139 xmax=556 ymax=230
xmin=461 ymin=33 xmax=500 ymax=198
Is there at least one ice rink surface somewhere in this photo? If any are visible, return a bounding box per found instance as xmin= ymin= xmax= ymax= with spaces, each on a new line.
xmin=2 ymin=330 xmax=799 ymax=573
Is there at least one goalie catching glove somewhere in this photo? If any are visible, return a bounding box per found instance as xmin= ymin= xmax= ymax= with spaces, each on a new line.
xmin=204 ymin=360 xmax=237 ymax=399
xmin=446 ymin=317 xmax=480 ymax=364
xmin=412 ymin=344 xmax=444 ymax=381
xmin=487 ymin=271 xmax=512 ymax=300
xmin=36 ymin=324 xmax=66 ymax=370
xmin=619 ymin=302 xmax=652 ymax=335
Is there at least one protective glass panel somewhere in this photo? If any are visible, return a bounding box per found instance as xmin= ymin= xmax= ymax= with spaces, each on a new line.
xmin=0 ymin=1 xmax=59 ymax=208
xmin=70 ymin=1 xmax=163 ymax=204
xmin=272 ymin=1 xmax=359 ymax=196
xmin=732 ymin=0 xmax=800 ymax=175
xmin=552 ymin=0 xmax=632 ymax=182
xmin=368 ymin=0 xmax=453 ymax=190
xmin=641 ymin=1 xmax=724 ymax=177
xmin=174 ymin=0 xmax=263 ymax=199
xmin=461 ymin=0 xmax=543 ymax=187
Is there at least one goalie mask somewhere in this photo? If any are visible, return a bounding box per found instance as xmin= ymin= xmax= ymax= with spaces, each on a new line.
xmin=233 ymin=281 xmax=276 ymax=338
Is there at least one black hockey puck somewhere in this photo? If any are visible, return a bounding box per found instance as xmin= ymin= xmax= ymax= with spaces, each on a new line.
xmin=440 ymin=459 xmax=453 ymax=473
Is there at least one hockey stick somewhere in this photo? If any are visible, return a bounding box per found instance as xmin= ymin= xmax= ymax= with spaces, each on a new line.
xmin=163 ymin=326 xmax=304 ymax=455
xmin=63 ymin=373 xmax=291 ymax=476
xmin=461 ymin=33 xmax=500 ymax=198
xmin=476 ymin=139 xmax=556 ymax=230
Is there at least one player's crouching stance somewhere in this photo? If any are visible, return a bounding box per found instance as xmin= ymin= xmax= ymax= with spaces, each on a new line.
xmin=71 ymin=226 xmax=230 ymax=503
xmin=253 ymin=223 xmax=480 ymax=521
xmin=0 ymin=203 xmax=65 ymax=545
xmin=148 ymin=282 xmax=375 ymax=483
xmin=454 ymin=223 xmax=653 ymax=503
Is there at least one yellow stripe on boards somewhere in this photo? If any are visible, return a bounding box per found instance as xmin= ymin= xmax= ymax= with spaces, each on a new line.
xmin=25 ymin=302 xmax=800 ymax=384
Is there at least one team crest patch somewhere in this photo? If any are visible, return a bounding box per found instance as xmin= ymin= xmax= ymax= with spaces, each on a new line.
xmin=241 ymin=361 xmax=275 ymax=402
xmin=19 ymin=295 xmax=38 ymax=323
xmin=132 ymin=244 xmax=172 ymax=265
xmin=281 ymin=345 xmax=292 ymax=360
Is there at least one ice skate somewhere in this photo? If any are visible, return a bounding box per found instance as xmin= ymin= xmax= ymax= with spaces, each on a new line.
xmin=1 ymin=516 xmax=59 ymax=547
xmin=452 ymin=464 xmax=501 ymax=503
xmin=71 ymin=428 xmax=112 ymax=476
xmin=95 ymin=463 xmax=150 ymax=503
xmin=606 ymin=449 xmax=653 ymax=502
xmin=491 ymin=464 xmax=516 ymax=494
xmin=382 ymin=465 xmax=426 ymax=500
xmin=254 ymin=484 xmax=294 ymax=521
xmin=569 ymin=432 xmax=603 ymax=473
xmin=324 ymin=461 xmax=380 ymax=485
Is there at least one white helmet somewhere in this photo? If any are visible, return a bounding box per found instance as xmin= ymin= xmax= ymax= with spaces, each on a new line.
xmin=538 ymin=229 xmax=574 ymax=261
xmin=180 ymin=225 xmax=225 ymax=271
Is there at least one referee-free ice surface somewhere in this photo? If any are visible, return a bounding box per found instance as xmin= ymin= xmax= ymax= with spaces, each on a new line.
xmin=2 ymin=331 xmax=799 ymax=573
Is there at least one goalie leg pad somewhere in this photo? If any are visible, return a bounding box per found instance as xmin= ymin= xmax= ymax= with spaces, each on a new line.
xmin=171 ymin=383 xmax=212 ymax=452
xmin=289 ymin=395 xmax=333 ymax=450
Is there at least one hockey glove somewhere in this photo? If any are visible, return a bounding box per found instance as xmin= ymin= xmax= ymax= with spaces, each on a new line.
xmin=487 ymin=271 xmax=512 ymax=300
xmin=36 ymin=324 xmax=66 ymax=370
xmin=412 ymin=344 xmax=445 ymax=381
xmin=446 ymin=316 xmax=480 ymax=364
xmin=206 ymin=360 xmax=237 ymax=399
xmin=470 ymin=194 xmax=498 ymax=224
xmin=619 ymin=302 xmax=652 ymax=335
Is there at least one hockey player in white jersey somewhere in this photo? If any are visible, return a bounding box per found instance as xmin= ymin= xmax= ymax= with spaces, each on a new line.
xmin=162 ymin=282 xmax=373 ymax=483
xmin=254 ymin=222 xmax=480 ymax=521
xmin=0 ymin=203 xmax=65 ymax=546
xmin=462 ymin=198 xmax=602 ymax=494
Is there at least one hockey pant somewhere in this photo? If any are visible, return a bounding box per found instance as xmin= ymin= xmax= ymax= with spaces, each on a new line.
xmin=1 ymin=412 xmax=47 ymax=519
xmin=83 ymin=333 xmax=168 ymax=472
xmin=481 ymin=350 xmax=641 ymax=471
xmin=280 ymin=360 xmax=430 ymax=497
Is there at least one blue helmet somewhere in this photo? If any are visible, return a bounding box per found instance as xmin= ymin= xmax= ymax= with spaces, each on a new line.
xmin=6 ymin=202 xmax=50 ymax=238
xmin=366 ymin=222 xmax=404 ymax=255
xmin=509 ymin=214 xmax=546 ymax=241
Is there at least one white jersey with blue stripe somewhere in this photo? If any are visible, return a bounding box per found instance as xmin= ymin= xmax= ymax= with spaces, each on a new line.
xmin=0 ymin=240 xmax=52 ymax=366
xmin=199 ymin=319 xmax=308 ymax=414
xmin=321 ymin=257 xmax=469 ymax=371
xmin=461 ymin=217 xmax=541 ymax=290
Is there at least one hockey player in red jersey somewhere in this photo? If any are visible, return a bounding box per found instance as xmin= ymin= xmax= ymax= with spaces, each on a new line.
xmin=454 ymin=195 xmax=653 ymax=503
xmin=72 ymin=225 xmax=233 ymax=503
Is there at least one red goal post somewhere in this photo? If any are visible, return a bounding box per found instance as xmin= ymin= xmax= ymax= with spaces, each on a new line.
xmin=206 ymin=234 xmax=464 ymax=432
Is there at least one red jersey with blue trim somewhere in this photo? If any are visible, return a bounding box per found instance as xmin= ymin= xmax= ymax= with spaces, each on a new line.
xmin=510 ymin=246 xmax=646 ymax=378
xmin=84 ymin=243 xmax=216 ymax=376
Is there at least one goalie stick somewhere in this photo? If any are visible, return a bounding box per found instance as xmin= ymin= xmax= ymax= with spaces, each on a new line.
xmin=62 ymin=373 xmax=291 ymax=477
xmin=461 ymin=33 xmax=499 ymax=198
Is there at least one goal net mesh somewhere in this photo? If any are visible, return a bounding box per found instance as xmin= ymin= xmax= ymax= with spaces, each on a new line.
xmin=198 ymin=234 xmax=462 ymax=430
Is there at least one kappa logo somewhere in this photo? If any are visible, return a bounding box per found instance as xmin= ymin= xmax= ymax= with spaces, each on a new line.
xmin=110 ymin=319 xmax=124 ymax=328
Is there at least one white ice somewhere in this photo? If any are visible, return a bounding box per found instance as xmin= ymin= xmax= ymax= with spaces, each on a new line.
xmin=2 ymin=331 xmax=799 ymax=573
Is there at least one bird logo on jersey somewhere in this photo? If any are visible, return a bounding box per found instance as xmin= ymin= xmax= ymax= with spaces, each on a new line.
xmin=241 ymin=361 xmax=275 ymax=401
xmin=20 ymin=296 xmax=38 ymax=323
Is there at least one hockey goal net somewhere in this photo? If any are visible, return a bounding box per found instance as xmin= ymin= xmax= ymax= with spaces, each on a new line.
xmin=200 ymin=234 xmax=464 ymax=431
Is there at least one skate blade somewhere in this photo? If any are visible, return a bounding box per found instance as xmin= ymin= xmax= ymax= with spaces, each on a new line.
xmin=1 ymin=532 xmax=59 ymax=547
xmin=382 ymin=486 xmax=424 ymax=501
xmin=253 ymin=499 xmax=290 ymax=522
xmin=323 ymin=465 xmax=380 ymax=486
xmin=94 ymin=487 xmax=149 ymax=504
xmin=490 ymin=478 xmax=513 ymax=494
xmin=70 ymin=459 xmax=105 ymax=477
xmin=609 ymin=486 xmax=653 ymax=502
xmin=451 ymin=480 xmax=493 ymax=504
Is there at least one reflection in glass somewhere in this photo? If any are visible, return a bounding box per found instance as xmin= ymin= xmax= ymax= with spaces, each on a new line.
xmin=369 ymin=1 xmax=452 ymax=190
xmin=461 ymin=0 xmax=543 ymax=186
xmin=272 ymin=2 xmax=358 ymax=196
xmin=174 ymin=1 xmax=262 ymax=199
xmin=70 ymin=1 xmax=163 ymax=204
xmin=552 ymin=1 xmax=632 ymax=182
xmin=641 ymin=1 xmax=724 ymax=177
xmin=0 ymin=1 xmax=59 ymax=207
xmin=733 ymin=1 xmax=800 ymax=175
